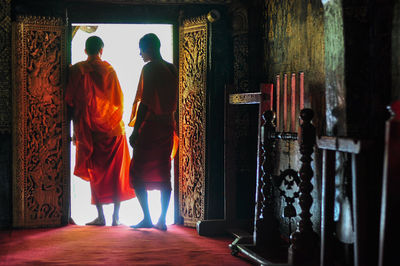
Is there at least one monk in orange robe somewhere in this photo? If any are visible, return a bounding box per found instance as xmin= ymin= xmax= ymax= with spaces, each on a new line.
xmin=66 ymin=36 xmax=135 ymax=226
xmin=129 ymin=33 xmax=178 ymax=231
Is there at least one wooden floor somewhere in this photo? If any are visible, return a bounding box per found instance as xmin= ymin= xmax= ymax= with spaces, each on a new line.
xmin=0 ymin=224 xmax=253 ymax=265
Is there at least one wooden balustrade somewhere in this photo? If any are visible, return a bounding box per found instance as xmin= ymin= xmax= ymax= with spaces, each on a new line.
xmin=316 ymin=136 xmax=369 ymax=266
xmin=255 ymin=110 xmax=281 ymax=247
xmin=288 ymin=109 xmax=319 ymax=265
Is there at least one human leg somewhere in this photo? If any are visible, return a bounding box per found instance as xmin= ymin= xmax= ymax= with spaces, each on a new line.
xmin=154 ymin=188 xmax=171 ymax=231
xmin=130 ymin=187 xmax=153 ymax=228
xmin=86 ymin=203 xmax=106 ymax=226
xmin=112 ymin=201 xmax=121 ymax=226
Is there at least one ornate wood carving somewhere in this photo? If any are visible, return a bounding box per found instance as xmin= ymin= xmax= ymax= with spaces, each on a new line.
xmin=179 ymin=16 xmax=208 ymax=227
xmin=230 ymin=6 xmax=249 ymax=93
xmin=0 ymin=0 xmax=11 ymax=133
xmin=12 ymin=16 xmax=68 ymax=228
xmin=233 ymin=34 xmax=249 ymax=93
xmin=272 ymin=168 xmax=300 ymax=235
xmin=289 ymin=108 xmax=319 ymax=264
xmin=229 ymin=92 xmax=261 ymax=105
xmin=255 ymin=110 xmax=280 ymax=246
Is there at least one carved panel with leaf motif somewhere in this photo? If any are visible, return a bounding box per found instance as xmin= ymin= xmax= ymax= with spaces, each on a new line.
xmin=179 ymin=16 xmax=208 ymax=227
xmin=12 ymin=16 xmax=68 ymax=228
xmin=0 ymin=0 xmax=11 ymax=133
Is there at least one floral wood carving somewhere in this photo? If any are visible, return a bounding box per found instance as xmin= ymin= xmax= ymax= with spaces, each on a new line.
xmin=231 ymin=7 xmax=249 ymax=93
xmin=0 ymin=0 xmax=11 ymax=133
xmin=179 ymin=16 xmax=208 ymax=227
xmin=12 ymin=16 xmax=68 ymax=228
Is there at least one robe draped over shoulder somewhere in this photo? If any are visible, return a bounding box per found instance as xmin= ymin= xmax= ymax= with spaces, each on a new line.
xmin=129 ymin=60 xmax=179 ymax=190
xmin=66 ymin=56 xmax=135 ymax=204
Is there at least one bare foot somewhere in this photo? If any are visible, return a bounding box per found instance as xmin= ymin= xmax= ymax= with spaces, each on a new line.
xmin=130 ymin=219 xmax=153 ymax=229
xmin=154 ymin=221 xmax=167 ymax=231
xmin=112 ymin=219 xmax=121 ymax=226
xmin=112 ymin=214 xmax=120 ymax=226
xmin=86 ymin=217 xmax=105 ymax=226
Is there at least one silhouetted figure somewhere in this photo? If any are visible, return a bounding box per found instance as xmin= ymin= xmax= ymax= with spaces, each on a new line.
xmin=129 ymin=33 xmax=178 ymax=231
xmin=66 ymin=36 xmax=135 ymax=226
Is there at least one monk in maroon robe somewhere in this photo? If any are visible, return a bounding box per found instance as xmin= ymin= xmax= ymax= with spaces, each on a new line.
xmin=129 ymin=33 xmax=178 ymax=231
xmin=66 ymin=36 xmax=135 ymax=226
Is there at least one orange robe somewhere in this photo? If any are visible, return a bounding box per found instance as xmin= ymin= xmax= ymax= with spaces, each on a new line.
xmin=66 ymin=55 xmax=135 ymax=204
xmin=129 ymin=60 xmax=178 ymax=190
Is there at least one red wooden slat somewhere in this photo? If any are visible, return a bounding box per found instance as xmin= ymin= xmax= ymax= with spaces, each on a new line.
xmin=276 ymin=74 xmax=280 ymax=130
xmin=283 ymin=74 xmax=287 ymax=131
xmin=291 ymin=73 xmax=296 ymax=132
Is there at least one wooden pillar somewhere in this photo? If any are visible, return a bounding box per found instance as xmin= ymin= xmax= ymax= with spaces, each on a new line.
xmin=288 ymin=108 xmax=319 ymax=264
xmin=255 ymin=110 xmax=280 ymax=248
xmin=379 ymin=101 xmax=400 ymax=266
xmin=320 ymin=149 xmax=335 ymax=266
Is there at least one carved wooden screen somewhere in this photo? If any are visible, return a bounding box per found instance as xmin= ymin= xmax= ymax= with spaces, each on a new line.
xmin=12 ymin=16 xmax=69 ymax=228
xmin=0 ymin=0 xmax=11 ymax=133
xmin=179 ymin=16 xmax=208 ymax=227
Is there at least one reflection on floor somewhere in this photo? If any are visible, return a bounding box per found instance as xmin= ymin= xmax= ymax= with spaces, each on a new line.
xmin=0 ymin=224 xmax=252 ymax=265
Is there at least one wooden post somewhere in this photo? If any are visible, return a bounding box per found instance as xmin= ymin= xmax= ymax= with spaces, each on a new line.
xmin=379 ymin=101 xmax=400 ymax=266
xmin=288 ymin=108 xmax=319 ymax=265
xmin=283 ymin=74 xmax=288 ymax=131
xmin=352 ymin=152 xmax=367 ymax=266
xmin=320 ymin=149 xmax=335 ymax=266
xmin=255 ymin=110 xmax=280 ymax=248
xmin=291 ymin=73 xmax=296 ymax=132
xmin=276 ymin=74 xmax=280 ymax=130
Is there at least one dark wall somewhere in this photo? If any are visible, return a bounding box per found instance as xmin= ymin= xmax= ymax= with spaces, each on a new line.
xmin=0 ymin=0 xmax=12 ymax=229
xmin=393 ymin=1 xmax=400 ymax=100
xmin=0 ymin=135 xmax=12 ymax=228
xmin=343 ymin=1 xmax=392 ymax=265
xmin=348 ymin=0 xmax=393 ymax=265
xmin=264 ymin=0 xmax=325 ymax=133
xmin=206 ymin=10 xmax=232 ymax=219
xmin=224 ymin=1 xmax=263 ymax=230
xmin=263 ymin=0 xmax=325 ymax=238
xmin=68 ymin=3 xmax=180 ymax=23
xmin=13 ymin=0 xmax=65 ymax=18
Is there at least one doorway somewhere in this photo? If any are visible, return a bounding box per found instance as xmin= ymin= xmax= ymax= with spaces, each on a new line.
xmin=70 ymin=23 xmax=174 ymax=226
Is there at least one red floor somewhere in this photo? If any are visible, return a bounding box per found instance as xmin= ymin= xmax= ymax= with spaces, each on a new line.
xmin=0 ymin=224 xmax=252 ymax=265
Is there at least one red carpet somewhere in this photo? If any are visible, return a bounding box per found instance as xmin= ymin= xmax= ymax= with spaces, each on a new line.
xmin=0 ymin=225 xmax=252 ymax=265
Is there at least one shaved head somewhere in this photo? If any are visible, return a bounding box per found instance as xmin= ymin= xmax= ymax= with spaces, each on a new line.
xmin=85 ymin=36 xmax=104 ymax=55
xmin=139 ymin=33 xmax=161 ymax=53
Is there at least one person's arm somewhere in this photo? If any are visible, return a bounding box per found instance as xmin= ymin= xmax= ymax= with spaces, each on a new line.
xmin=129 ymin=103 xmax=148 ymax=148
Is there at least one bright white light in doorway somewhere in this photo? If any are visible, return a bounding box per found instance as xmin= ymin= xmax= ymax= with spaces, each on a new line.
xmin=70 ymin=24 xmax=174 ymax=226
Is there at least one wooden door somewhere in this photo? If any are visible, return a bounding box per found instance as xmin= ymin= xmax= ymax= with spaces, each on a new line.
xmin=178 ymin=15 xmax=209 ymax=227
xmin=12 ymin=16 xmax=69 ymax=228
xmin=178 ymin=10 xmax=227 ymax=228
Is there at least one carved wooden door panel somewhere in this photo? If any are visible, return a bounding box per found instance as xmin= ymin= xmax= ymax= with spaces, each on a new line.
xmin=178 ymin=16 xmax=208 ymax=227
xmin=12 ymin=16 xmax=69 ymax=228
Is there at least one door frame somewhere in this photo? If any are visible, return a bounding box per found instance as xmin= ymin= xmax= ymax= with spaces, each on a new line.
xmin=66 ymin=3 xmax=183 ymax=224
xmin=65 ymin=2 xmax=227 ymax=226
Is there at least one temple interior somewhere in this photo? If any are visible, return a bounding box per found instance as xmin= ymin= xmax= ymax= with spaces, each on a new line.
xmin=0 ymin=0 xmax=397 ymax=265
